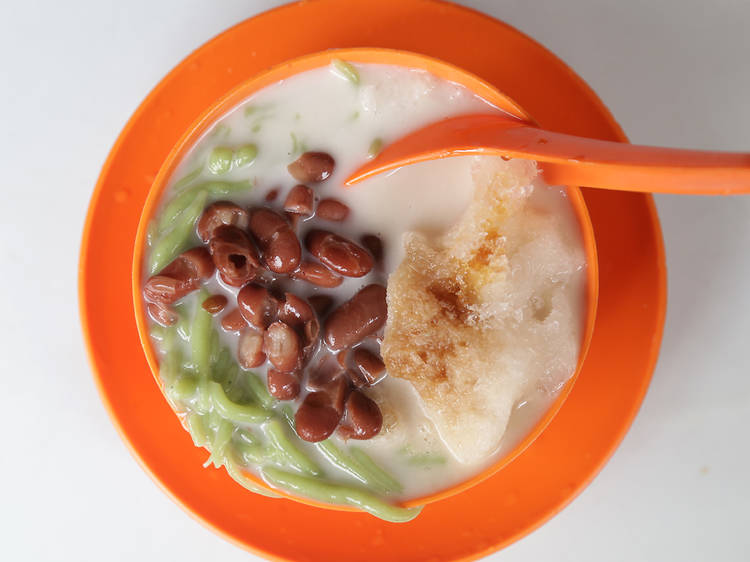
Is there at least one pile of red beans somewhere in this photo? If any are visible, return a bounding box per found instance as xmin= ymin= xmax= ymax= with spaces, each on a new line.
xmin=144 ymin=152 xmax=387 ymax=443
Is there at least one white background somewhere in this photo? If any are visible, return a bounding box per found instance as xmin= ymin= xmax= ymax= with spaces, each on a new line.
xmin=1 ymin=0 xmax=748 ymax=560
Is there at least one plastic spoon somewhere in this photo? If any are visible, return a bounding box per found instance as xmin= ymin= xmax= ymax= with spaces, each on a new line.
xmin=345 ymin=113 xmax=750 ymax=194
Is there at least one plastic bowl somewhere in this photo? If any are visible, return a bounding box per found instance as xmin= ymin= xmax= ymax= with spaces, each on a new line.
xmin=132 ymin=47 xmax=599 ymax=512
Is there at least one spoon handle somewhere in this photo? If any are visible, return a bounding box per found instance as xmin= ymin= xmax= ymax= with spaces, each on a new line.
xmin=498 ymin=122 xmax=750 ymax=195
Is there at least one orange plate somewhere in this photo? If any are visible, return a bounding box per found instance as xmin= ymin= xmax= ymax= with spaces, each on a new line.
xmin=79 ymin=1 xmax=666 ymax=560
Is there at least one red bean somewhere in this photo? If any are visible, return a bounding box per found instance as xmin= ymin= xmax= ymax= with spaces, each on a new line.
xmin=147 ymin=302 xmax=178 ymax=327
xmin=238 ymin=328 xmax=266 ymax=369
xmin=272 ymin=292 xmax=319 ymax=362
xmin=268 ymin=231 xmax=302 ymax=274
xmin=283 ymin=184 xmax=314 ymax=216
xmin=248 ymin=207 xmax=287 ymax=240
xmin=201 ymin=294 xmax=228 ymax=315
xmin=197 ymin=201 xmax=249 ymax=242
xmin=144 ymin=247 xmax=214 ymax=304
xmin=237 ymin=284 xmax=279 ymax=329
xmin=339 ymin=390 xmax=382 ymax=440
xmin=248 ymin=208 xmax=301 ymax=274
xmin=309 ymin=353 xmax=342 ymax=380
xmin=307 ymin=361 xmax=342 ymax=391
xmin=267 ymin=368 xmax=300 ymax=400
xmin=327 ymin=374 xmax=350 ymax=416
xmin=220 ymin=308 xmax=247 ymax=332
xmin=143 ymin=275 xmax=188 ymax=305
xmin=287 ymin=152 xmax=335 ymax=183
xmin=305 ymin=230 xmax=373 ymax=278
xmin=316 ymin=198 xmax=350 ymax=222
xmin=308 ymin=295 xmax=334 ymax=316
xmin=165 ymin=247 xmax=216 ymax=280
xmin=294 ymin=392 xmax=341 ymax=442
xmin=302 ymin=316 xmax=320 ymax=361
xmin=263 ymin=321 xmax=301 ymax=373
xmin=360 ymin=234 xmax=384 ymax=264
xmin=292 ymin=261 xmax=343 ymax=288
xmin=350 ymin=348 xmax=385 ymax=387
xmin=307 ymin=369 xmax=350 ymax=415
xmin=208 ymin=225 xmax=260 ymax=287
xmin=278 ymin=293 xmax=314 ymax=327
xmin=265 ymin=188 xmax=279 ymax=202
xmin=324 ymin=284 xmax=387 ymax=351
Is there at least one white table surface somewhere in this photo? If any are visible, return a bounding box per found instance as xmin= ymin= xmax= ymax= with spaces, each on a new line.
xmin=2 ymin=1 xmax=748 ymax=560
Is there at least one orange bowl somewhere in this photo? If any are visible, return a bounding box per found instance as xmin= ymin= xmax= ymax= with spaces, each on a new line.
xmin=132 ymin=48 xmax=599 ymax=512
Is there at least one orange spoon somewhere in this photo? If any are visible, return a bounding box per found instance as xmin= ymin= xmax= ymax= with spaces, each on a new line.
xmin=346 ymin=113 xmax=750 ymax=194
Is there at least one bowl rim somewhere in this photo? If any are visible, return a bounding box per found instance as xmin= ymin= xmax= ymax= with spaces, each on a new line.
xmin=131 ymin=47 xmax=600 ymax=511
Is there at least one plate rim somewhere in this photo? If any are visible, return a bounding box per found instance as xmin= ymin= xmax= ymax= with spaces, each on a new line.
xmin=78 ymin=1 xmax=667 ymax=559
